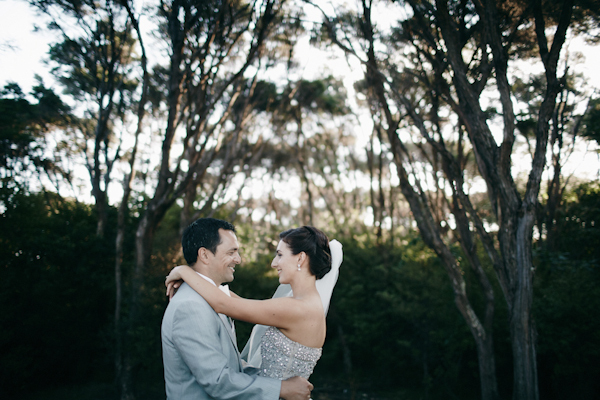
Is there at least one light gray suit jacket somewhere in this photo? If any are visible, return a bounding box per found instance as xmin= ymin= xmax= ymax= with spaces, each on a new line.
xmin=161 ymin=282 xmax=281 ymax=399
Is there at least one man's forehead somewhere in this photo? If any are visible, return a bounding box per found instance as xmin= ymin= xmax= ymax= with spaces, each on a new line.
xmin=218 ymin=229 xmax=239 ymax=248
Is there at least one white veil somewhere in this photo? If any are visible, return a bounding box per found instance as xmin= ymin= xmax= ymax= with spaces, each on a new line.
xmin=240 ymin=239 xmax=343 ymax=368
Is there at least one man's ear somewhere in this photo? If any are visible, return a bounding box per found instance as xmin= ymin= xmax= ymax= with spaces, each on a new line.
xmin=197 ymin=247 xmax=210 ymax=265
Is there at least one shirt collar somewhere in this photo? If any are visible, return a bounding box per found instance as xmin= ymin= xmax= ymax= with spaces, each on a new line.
xmin=195 ymin=271 xmax=230 ymax=296
xmin=196 ymin=271 xmax=217 ymax=286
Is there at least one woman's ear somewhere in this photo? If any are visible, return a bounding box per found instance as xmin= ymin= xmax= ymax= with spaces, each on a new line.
xmin=299 ymin=251 xmax=307 ymax=265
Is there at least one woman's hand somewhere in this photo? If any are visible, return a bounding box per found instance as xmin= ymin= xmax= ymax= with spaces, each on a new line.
xmin=165 ymin=265 xmax=186 ymax=300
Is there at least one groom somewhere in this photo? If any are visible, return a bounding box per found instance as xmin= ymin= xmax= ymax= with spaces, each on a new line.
xmin=161 ymin=217 xmax=313 ymax=400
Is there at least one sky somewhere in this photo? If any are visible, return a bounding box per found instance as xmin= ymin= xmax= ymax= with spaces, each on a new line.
xmin=0 ymin=0 xmax=58 ymax=93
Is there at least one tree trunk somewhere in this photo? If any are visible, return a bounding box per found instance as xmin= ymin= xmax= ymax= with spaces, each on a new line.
xmin=114 ymin=223 xmax=133 ymax=400
xmin=475 ymin=328 xmax=500 ymax=400
xmin=118 ymin=206 xmax=165 ymax=400
xmin=115 ymin=203 xmax=130 ymax=399
xmin=180 ymin=183 xmax=197 ymax=233
xmin=344 ymin=2 xmax=503 ymax=397
xmin=318 ymin=0 xmax=577 ymax=397
xmin=392 ymin=147 xmax=500 ymax=400
xmin=95 ymin=190 xmax=108 ymax=237
xmin=114 ymin=2 xmax=149 ymax=396
xmin=510 ymin=214 xmax=538 ymax=400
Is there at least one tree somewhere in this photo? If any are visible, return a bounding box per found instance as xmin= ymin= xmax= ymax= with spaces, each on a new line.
xmin=0 ymin=81 xmax=71 ymax=194
xmin=118 ymin=1 xmax=291 ymax=398
xmin=112 ymin=1 xmax=150 ymax=396
xmin=261 ymin=76 xmax=352 ymax=226
xmin=511 ymin=70 xmax=599 ymax=250
xmin=36 ymin=0 xmax=140 ymax=237
xmin=26 ymin=0 xmax=296 ymax=397
xmin=310 ymin=0 xmax=598 ymax=398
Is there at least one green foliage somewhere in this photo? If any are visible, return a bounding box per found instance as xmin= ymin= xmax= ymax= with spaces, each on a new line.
xmin=0 ymin=82 xmax=71 ymax=189
xmin=534 ymin=182 xmax=600 ymax=399
xmin=294 ymin=78 xmax=349 ymax=116
xmin=312 ymin=235 xmax=479 ymax=399
xmin=47 ymin=19 xmax=138 ymax=102
xmin=3 ymin=186 xmax=600 ymax=399
xmin=0 ymin=192 xmax=115 ymax=395
xmin=582 ymin=96 xmax=600 ymax=144
xmin=551 ymin=182 xmax=600 ymax=261
xmin=569 ymin=0 xmax=600 ymax=43
xmin=126 ymin=205 xmax=186 ymax=385
xmin=534 ymin=259 xmax=600 ymax=399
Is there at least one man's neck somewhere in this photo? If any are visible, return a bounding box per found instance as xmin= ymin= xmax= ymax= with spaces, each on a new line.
xmin=191 ymin=265 xmax=221 ymax=286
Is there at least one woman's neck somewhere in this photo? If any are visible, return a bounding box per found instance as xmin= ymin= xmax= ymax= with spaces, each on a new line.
xmin=290 ymin=275 xmax=318 ymax=299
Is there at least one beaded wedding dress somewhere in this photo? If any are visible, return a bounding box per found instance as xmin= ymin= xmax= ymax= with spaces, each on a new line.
xmin=257 ymin=326 xmax=322 ymax=380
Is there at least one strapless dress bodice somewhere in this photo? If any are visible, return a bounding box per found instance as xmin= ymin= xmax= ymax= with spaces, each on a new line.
xmin=257 ymin=326 xmax=322 ymax=380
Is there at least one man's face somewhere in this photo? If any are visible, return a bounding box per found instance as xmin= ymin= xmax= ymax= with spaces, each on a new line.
xmin=206 ymin=229 xmax=241 ymax=285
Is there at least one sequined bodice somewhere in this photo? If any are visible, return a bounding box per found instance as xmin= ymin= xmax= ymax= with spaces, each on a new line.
xmin=258 ymin=326 xmax=322 ymax=380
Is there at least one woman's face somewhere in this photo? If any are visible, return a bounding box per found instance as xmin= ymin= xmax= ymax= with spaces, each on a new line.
xmin=271 ymin=240 xmax=298 ymax=284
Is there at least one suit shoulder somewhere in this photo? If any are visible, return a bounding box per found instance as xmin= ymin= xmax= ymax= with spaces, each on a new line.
xmin=168 ymin=283 xmax=213 ymax=311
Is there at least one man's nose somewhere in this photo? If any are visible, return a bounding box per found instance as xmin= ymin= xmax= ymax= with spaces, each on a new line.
xmin=234 ymin=253 xmax=241 ymax=264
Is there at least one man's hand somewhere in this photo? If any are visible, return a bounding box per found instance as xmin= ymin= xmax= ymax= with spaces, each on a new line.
xmin=280 ymin=376 xmax=313 ymax=400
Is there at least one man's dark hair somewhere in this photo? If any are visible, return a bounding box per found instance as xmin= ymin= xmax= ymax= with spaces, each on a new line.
xmin=182 ymin=218 xmax=236 ymax=265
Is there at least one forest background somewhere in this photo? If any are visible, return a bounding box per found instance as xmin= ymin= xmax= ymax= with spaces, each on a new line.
xmin=1 ymin=0 xmax=600 ymax=400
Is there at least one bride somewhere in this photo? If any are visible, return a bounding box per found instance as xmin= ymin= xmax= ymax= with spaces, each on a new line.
xmin=165 ymin=226 xmax=343 ymax=381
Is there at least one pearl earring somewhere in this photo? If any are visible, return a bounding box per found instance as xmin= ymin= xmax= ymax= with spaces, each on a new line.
xmin=297 ymin=264 xmax=301 ymax=271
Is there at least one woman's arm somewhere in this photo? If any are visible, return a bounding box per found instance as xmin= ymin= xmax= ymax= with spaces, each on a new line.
xmin=165 ymin=266 xmax=304 ymax=329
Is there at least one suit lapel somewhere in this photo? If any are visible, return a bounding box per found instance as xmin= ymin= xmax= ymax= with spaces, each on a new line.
xmin=219 ymin=313 xmax=239 ymax=352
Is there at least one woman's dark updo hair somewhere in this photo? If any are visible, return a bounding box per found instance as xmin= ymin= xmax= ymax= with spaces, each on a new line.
xmin=279 ymin=226 xmax=332 ymax=279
